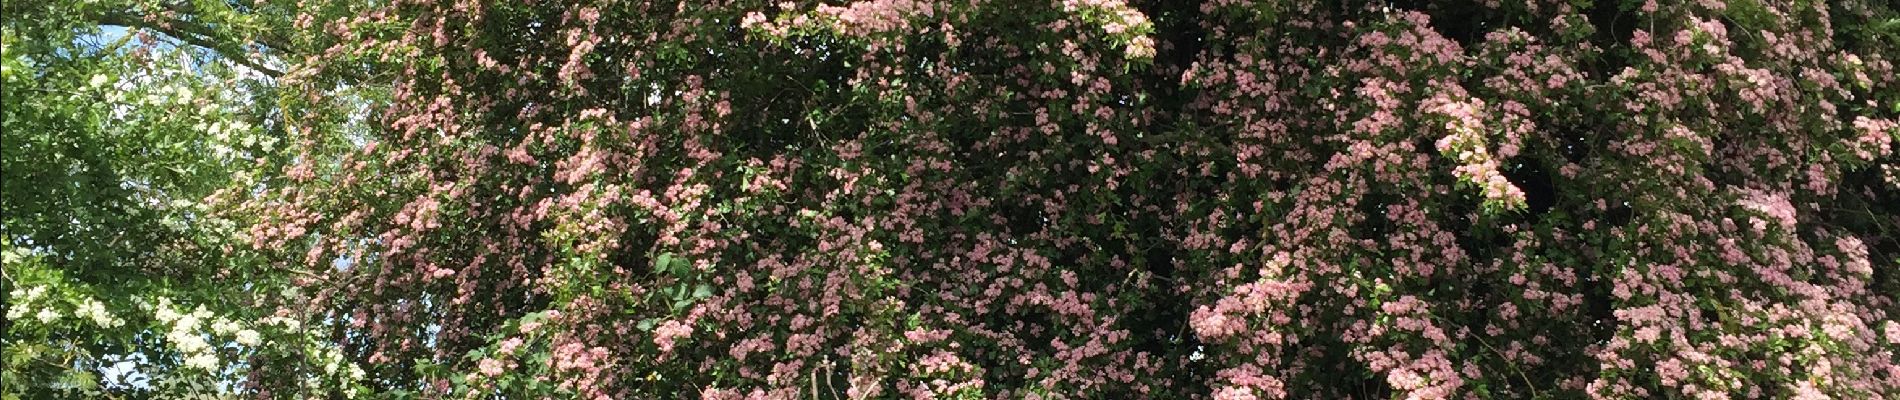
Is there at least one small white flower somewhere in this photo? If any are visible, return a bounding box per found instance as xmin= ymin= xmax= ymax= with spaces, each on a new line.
xmin=155 ymin=306 xmax=180 ymax=323
xmin=76 ymin=299 xmax=118 ymax=327
xmin=5 ymin=307 xmax=25 ymax=321
xmin=175 ymin=314 xmax=200 ymax=331
xmin=266 ymin=316 xmax=302 ymax=332
xmin=212 ymin=319 xmax=239 ymax=335
xmin=35 ymin=308 xmax=60 ymax=323
xmin=184 ymin=352 xmax=219 ymax=371
xmin=89 ymin=74 xmax=109 ymax=88
xmin=235 ymin=329 xmax=261 ymax=346
xmin=171 ymin=330 xmax=209 ymax=354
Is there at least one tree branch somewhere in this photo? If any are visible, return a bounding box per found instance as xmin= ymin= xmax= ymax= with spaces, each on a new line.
xmin=154 ymin=1 xmax=296 ymax=52
xmin=94 ymin=11 xmax=286 ymax=78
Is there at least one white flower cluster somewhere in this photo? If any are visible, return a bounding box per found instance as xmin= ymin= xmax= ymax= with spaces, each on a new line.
xmin=75 ymin=299 xmax=124 ymax=328
xmin=144 ymin=85 xmax=195 ymax=106
xmin=206 ymin=118 xmax=266 ymax=159
xmin=154 ymin=298 xmax=270 ymax=371
xmin=5 ymin=286 xmax=50 ymax=322
xmin=301 ymin=344 xmax=367 ymax=398
xmin=156 ymin=298 xmax=222 ymax=371
xmin=261 ymin=315 xmax=303 ymax=332
xmin=5 ymin=285 xmax=125 ymax=328
xmin=148 ymin=298 xmax=364 ymax=391
xmin=8 ymin=278 xmax=368 ymax=395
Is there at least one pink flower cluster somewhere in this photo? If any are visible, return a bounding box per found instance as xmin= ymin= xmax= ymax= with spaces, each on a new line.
xmin=254 ymin=0 xmax=1900 ymax=398
xmin=1426 ymin=94 xmax=1527 ymax=211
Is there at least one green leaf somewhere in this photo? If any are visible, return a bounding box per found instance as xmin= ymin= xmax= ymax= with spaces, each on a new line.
xmin=59 ymin=370 xmax=98 ymax=393
xmin=654 ymin=253 xmax=674 ymax=275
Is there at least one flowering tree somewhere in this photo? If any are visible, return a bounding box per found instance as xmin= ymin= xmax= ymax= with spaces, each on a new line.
xmin=9 ymin=0 xmax=1900 ymax=398
xmin=2 ymin=1 xmax=379 ymax=397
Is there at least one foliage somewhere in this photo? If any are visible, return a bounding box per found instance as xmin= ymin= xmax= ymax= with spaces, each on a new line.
xmin=8 ymin=0 xmax=1900 ymax=399
xmin=2 ymin=0 xmax=369 ymax=398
